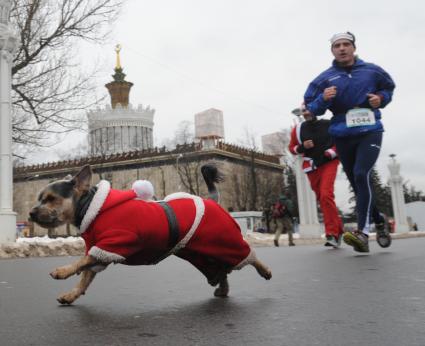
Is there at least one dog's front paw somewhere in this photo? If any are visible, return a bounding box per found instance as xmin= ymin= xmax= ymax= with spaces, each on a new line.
xmin=50 ymin=265 xmax=75 ymax=280
xmin=57 ymin=290 xmax=79 ymax=305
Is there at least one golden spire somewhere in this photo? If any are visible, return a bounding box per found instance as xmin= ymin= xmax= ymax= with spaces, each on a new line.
xmin=106 ymin=43 xmax=133 ymax=108
xmin=115 ymin=44 xmax=122 ymax=69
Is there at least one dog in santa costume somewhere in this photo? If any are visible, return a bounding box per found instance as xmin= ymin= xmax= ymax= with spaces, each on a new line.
xmin=29 ymin=164 xmax=272 ymax=305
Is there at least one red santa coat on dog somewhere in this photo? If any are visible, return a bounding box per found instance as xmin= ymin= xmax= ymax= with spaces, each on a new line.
xmin=79 ymin=181 xmax=254 ymax=282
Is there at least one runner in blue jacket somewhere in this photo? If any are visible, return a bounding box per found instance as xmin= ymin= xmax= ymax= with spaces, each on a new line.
xmin=303 ymin=32 xmax=396 ymax=253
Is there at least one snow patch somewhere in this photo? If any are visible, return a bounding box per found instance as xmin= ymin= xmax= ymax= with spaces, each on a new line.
xmin=1 ymin=236 xmax=84 ymax=259
xmin=16 ymin=235 xmax=82 ymax=244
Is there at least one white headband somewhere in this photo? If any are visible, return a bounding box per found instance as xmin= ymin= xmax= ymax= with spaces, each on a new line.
xmin=330 ymin=32 xmax=354 ymax=45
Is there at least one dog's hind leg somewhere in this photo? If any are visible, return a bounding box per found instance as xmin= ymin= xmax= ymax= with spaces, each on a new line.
xmin=50 ymin=255 xmax=98 ymax=280
xmin=252 ymin=258 xmax=272 ymax=280
xmin=214 ymin=274 xmax=229 ymax=298
xmin=57 ymin=269 xmax=97 ymax=305
xmin=234 ymin=250 xmax=272 ymax=280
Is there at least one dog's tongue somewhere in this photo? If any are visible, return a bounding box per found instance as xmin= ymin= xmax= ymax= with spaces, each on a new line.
xmin=100 ymin=189 xmax=137 ymax=212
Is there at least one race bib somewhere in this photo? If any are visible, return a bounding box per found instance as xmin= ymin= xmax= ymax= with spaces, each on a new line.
xmin=346 ymin=108 xmax=376 ymax=127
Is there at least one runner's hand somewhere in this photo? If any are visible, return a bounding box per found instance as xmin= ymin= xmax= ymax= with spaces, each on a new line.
xmin=303 ymin=140 xmax=314 ymax=149
xmin=323 ymin=86 xmax=337 ymax=101
xmin=367 ymin=93 xmax=381 ymax=108
xmin=324 ymin=151 xmax=332 ymax=159
xmin=301 ymin=108 xmax=313 ymax=117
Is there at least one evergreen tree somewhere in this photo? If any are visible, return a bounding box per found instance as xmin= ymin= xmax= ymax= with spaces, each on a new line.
xmin=344 ymin=168 xmax=393 ymax=221
xmin=369 ymin=168 xmax=393 ymax=217
xmin=403 ymin=184 xmax=425 ymax=203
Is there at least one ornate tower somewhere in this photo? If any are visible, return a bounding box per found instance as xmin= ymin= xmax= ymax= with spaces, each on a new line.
xmin=87 ymin=45 xmax=155 ymax=155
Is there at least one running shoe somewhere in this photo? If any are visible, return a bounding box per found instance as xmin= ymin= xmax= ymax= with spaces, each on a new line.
xmin=337 ymin=232 xmax=343 ymax=247
xmin=343 ymin=231 xmax=369 ymax=253
xmin=324 ymin=235 xmax=339 ymax=248
xmin=375 ymin=218 xmax=392 ymax=248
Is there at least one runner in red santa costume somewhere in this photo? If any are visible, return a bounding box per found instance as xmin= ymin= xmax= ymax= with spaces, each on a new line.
xmin=289 ymin=108 xmax=344 ymax=248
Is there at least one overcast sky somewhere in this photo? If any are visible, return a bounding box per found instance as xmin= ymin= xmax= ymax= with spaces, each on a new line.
xmin=30 ymin=0 xmax=425 ymax=211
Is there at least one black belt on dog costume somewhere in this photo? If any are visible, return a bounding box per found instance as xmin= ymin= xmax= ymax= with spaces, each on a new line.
xmin=151 ymin=201 xmax=180 ymax=264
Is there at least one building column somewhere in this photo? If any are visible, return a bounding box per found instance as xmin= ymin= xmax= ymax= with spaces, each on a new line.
xmin=294 ymin=155 xmax=321 ymax=237
xmin=0 ymin=0 xmax=18 ymax=243
xmin=388 ymin=155 xmax=409 ymax=233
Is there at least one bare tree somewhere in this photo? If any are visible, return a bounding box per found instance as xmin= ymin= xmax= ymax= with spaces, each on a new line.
xmin=237 ymin=128 xmax=260 ymax=210
xmin=10 ymin=0 xmax=124 ymax=152
xmin=161 ymin=120 xmax=202 ymax=194
xmin=157 ymin=166 xmax=167 ymax=198
xmin=176 ymin=155 xmax=203 ymax=195
xmin=257 ymin=170 xmax=284 ymax=210
xmin=230 ymin=128 xmax=287 ymax=211
xmin=175 ymin=120 xmax=195 ymax=145
xmin=162 ymin=120 xmax=195 ymax=149
xmin=230 ymin=167 xmax=250 ymax=211
xmin=55 ymin=136 xmax=89 ymax=160
xmin=230 ymin=163 xmax=283 ymax=212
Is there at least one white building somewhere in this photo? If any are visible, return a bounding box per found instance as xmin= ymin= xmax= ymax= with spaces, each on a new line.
xmin=194 ymin=108 xmax=224 ymax=149
xmin=87 ymin=104 xmax=154 ymax=155
xmin=261 ymin=131 xmax=289 ymax=157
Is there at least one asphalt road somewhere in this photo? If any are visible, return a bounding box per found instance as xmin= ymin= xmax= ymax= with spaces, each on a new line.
xmin=1 ymin=238 xmax=425 ymax=346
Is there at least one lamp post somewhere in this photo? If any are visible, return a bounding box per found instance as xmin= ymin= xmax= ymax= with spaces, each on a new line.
xmin=0 ymin=0 xmax=18 ymax=243
xmin=387 ymin=154 xmax=409 ymax=233
xmin=290 ymin=107 xmax=320 ymax=238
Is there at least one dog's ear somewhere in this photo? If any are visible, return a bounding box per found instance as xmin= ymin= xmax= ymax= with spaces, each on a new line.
xmin=71 ymin=165 xmax=92 ymax=193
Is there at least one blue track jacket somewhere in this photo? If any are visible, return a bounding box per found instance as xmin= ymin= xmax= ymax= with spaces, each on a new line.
xmin=304 ymin=58 xmax=395 ymax=137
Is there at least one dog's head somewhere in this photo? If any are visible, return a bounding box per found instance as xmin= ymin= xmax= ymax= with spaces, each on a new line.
xmin=29 ymin=165 xmax=93 ymax=229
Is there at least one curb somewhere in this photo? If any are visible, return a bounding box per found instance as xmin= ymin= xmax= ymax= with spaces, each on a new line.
xmin=244 ymin=231 xmax=425 ymax=247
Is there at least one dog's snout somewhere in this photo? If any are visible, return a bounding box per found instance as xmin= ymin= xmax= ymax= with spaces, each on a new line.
xmin=29 ymin=209 xmax=38 ymax=221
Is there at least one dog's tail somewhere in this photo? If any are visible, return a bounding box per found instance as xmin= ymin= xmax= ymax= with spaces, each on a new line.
xmin=201 ymin=164 xmax=224 ymax=203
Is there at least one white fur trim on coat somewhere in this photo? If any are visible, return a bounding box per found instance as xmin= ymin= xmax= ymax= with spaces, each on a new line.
xmin=88 ymin=246 xmax=125 ymax=263
xmin=79 ymin=180 xmax=111 ymax=234
xmin=163 ymin=192 xmax=205 ymax=255
xmin=302 ymin=157 xmax=316 ymax=173
xmin=325 ymin=148 xmax=337 ymax=159
xmin=296 ymin=122 xmax=302 ymax=145
xmin=233 ymin=249 xmax=256 ymax=270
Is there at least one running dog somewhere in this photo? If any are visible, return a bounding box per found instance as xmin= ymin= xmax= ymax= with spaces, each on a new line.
xmin=29 ymin=164 xmax=272 ymax=305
